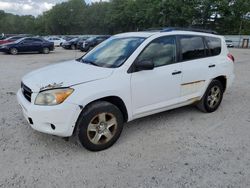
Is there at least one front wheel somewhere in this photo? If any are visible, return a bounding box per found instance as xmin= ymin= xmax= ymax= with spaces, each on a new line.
xmin=197 ymin=80 xmax=224 ymax=113
xmin=10 ymin=48 xmax=18 ymax=55
xmin=76 ymin=101 xmax=124 ymax=151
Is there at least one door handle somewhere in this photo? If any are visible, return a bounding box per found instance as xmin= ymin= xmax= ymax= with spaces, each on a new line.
xmin=209 ymin=64 xmax=216 ymax=68
xmin=172 ymin=71 xmax=182 ymax=75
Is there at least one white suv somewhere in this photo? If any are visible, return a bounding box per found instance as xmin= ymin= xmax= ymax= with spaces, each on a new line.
xmin=17 ymin=29 xmax=235 ymax=151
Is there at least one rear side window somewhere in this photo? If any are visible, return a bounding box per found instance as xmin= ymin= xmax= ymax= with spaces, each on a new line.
xmin=205 ymin=37 xmax=221 ymax=56
xmin=180 ymin=35 xmax=206 ymax=61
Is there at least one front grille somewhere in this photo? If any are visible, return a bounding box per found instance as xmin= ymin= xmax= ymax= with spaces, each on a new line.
xmin=21 ymin=82 xmax=32 ymax=102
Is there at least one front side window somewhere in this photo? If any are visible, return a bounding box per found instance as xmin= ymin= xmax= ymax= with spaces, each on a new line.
xmin=137 ymin=36 xmax=176 ymax=67
xmin=180 ymin=35 xmax=206 ymax=61
xmin=33 ymin=38 xmax=43 ymax=42
xmin=81 ymin=37 xmax=145 ymax=68
xmin=205 ymin=37 xmax=221 ymax=56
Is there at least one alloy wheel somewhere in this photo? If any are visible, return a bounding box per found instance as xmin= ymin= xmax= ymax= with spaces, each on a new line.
xmin=207 ymin=85 xmax=221 ymax=108
xmin=87 ymin=113 xmax=118 ymax=145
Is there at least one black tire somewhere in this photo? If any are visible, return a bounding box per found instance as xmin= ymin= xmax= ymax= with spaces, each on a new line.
xmin=42 ymin=47 xmax=50 ymax=54
xmin=71 ymin=45 xmax=76 ymax=50
xmin=197 ymin=80 xmax=224 ymax=113
xmin=10 ymin=48 xmax=18 ymax=55
xmin=76 ymin=101 xmax=124 ymax=151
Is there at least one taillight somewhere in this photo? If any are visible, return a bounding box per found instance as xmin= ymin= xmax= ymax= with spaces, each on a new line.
xmin=227 ymin=53 xmax=235 ymax=63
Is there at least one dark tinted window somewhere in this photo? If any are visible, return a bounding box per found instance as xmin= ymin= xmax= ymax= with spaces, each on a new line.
xmin=22 ymin=38 xmax=33 ymax=43
xmin=205 ymin=37 xmax=221 ymax=56
xmin=137 ymin=36 xmax=176 ymax=67
xmin=33 ymin=38 xmax=43 ymax=42
xmin=180 ymin=36 xmax=206 ymax=61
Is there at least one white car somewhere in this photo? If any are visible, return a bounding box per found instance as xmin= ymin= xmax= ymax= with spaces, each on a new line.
xmin=45 ymin=37 xmax=65 ymax=46
xmin=17 ymin=29 xmax=235 ymax=151
xmin=225 ymin=40 xmax=234 ymax=48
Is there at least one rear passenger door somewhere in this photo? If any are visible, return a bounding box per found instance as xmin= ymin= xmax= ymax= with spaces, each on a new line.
xmin=178 ymin=35 xmax=210 ymax=99
xmin=204 ymin=36 xmax=222 ymax=78
xmin=32 ymin=38 xmax=43 ymax=51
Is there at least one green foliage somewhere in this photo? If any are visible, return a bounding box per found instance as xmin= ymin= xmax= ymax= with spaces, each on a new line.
xmin=0 ymin=0 xmax=250 ymax=35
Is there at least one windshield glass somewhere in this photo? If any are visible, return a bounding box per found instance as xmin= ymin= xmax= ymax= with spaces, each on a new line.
xmin=81 ymin=37 xmax=145 ymax=68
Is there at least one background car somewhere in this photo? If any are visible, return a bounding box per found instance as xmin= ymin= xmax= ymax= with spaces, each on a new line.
xmin=0 ymin=36 xmax=24 ymax=45
xmin=76 ymin=37 xmax=89 ymax=49
xmin=0 ymin=37 xmax=54 ymax=55
xmin=45 ymin=37 xmax=66 ymax=46
xmin=226 ymin=40 xmax=234 ymax=48
xmin=61 ymin=37 xmax=80 ymax=50
xmin=80 ymin=35 xmax=110 ymax=52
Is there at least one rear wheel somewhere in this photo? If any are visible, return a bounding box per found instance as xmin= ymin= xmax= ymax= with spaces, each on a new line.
xmin=10 ymin=48 xmax=18 ymax=55
xmin=197 ymin=80 xmax=224 ymax=113
xmin=76 ymin=101 xmax=124 ymax=151
xmin=42 ymin=47 xmax=50 ymax=54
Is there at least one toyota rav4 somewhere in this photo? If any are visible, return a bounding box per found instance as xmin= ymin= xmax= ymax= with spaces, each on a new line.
xmin=17 ymin=28 xmax=235 ymax=151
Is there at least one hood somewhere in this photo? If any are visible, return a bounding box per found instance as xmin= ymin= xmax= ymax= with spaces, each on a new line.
xmin=22 ymin=60 xmax=114 ymax=92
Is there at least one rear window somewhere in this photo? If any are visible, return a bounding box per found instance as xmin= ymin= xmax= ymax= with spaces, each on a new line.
xmin=205 ymin=37 xmax=221 ymax=56
xmin=180 ymin=35 xmax=206 ymax=61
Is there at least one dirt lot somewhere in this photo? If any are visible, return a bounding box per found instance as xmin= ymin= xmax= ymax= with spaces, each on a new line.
xmin=0 ymin=48 xmax=250 ymax=188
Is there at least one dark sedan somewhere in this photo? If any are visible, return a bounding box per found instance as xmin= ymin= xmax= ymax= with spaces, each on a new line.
xmin=80 ymin=35 xmax=110 ymax=52
xmin=61 ymin=37 xmax=79 ymax=50
xmin=0 ymin=37 xmax=54 ymax=55
xmin=76 ymin=37 xmax=89 ymax=49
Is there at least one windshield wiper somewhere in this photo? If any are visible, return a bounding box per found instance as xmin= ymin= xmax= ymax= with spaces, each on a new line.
xmin=81 ymin=59 xmax=100 ymax=67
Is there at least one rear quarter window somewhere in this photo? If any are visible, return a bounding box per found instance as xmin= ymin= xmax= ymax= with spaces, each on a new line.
xmin=205 ymin=37 xmax=221 ymax=56
xmin=180 ymin=35 xmax=206 ymax=61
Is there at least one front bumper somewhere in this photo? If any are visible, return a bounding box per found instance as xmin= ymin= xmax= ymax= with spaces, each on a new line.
xmin=62 ymin=44 xmax=71 ymax=49
xmin=0 ymin=47 xmax=9 ymax=52
xmin=17 ymin=89 xmax=81 ymax=137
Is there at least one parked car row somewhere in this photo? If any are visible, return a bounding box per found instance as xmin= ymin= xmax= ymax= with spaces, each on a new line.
xmin=0 ymin=34 xmax=111 ymax=55
xmin=61 ymin=35 xmax=111 ymax=51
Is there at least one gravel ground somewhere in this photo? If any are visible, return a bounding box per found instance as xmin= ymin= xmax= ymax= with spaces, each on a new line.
xmin=0 ymin=48 xmax=250 ymax=188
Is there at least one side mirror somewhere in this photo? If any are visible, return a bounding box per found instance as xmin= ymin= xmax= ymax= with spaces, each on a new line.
xmin=135 ymin=60 xmax=154 ymax=71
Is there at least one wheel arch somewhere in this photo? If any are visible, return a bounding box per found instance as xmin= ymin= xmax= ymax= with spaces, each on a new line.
xmin=213 ymin=75 xmax=227 ymax=92
xmin=88 ymin=96 xmax=128 ymax=122
xmin=73 ymin=95 xmax=129 ymax=136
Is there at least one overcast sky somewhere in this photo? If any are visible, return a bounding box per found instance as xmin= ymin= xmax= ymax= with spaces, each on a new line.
xmin=0 ymin=0 xmax=105 ymax=16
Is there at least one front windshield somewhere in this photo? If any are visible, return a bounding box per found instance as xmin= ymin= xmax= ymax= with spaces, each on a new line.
xmin=81 ymin=37 xmax=145 ymax=68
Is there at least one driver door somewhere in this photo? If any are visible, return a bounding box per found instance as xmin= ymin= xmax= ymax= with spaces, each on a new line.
xmin=131 ymin=36 xmax=182 ymax=117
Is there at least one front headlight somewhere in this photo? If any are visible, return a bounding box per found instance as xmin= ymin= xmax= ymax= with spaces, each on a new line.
xmin=35 ymin=88 xmax=74 ymax=106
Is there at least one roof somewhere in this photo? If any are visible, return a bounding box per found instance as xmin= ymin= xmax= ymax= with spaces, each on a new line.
xmin=114 ymin=32 xmax=158 ymax=38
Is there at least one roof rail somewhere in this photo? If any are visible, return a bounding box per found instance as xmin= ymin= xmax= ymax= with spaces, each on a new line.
xmin=160 ymin=27 xmax=218 ymax=34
